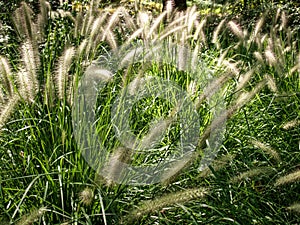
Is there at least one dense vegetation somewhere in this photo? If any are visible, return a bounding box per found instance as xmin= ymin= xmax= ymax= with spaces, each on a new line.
xmin=0 ymin=0 xmax=299 ymax=224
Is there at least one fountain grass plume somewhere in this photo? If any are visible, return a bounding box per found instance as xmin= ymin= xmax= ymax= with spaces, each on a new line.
xmin=282 ymin=119 xmax=300 ymax=130
xmin=158 ymin=25 xmax=187 ymax=41
xmin=101 ymin=7 xmax=123 ymax=45
xmin=287 ymin=203 xmax=300 ymax=214
xmin=265 ymin=74 xmax=278 ymax=93
xmin=101 ymin=147 xmax=132 ymax=186
xmin=12 ymin=2 xmax=35 ymax=40
xmin=251 ymin=16 xmax=265 ymax=42
xmin=76 ymin=0 xmax=102 ymax=37
xmin=55 ymin=47 xmax=75 ymax=100
xmin=274 ymin=169 xmax=300 ymax=186
xmin=79 ymin=187 xmax=94 ymax=206
xmin=0 ymin=56 xmax=14 ymax=96
xmin=195 ymin=70 xmax=233 ymax=108
xmin=253 ymin=51 xmax=264 ymax=64
xmin=17 ymin=68 xmax=35 ymax=102
xmin=105 ymin=30 xmax=118 ymax=49
xmin=35 ymin=0 xmax=51 ymax=42
xmin=197 ymin=79 xmax=267 ymax=150
xmin=77 ymin=39 xmax=88 ymax=57
xmin=16 ymin=207 xmax=47 ymax=225
xmin=139 ymin=117 xmax=174 ymax=150
xmin=227 ymin=21 xmax=245 ymax=40
xmin=265 ymin=48 xmax=277 ymax=67
xmin=0 ymin=95 xmax=20 ymax=129
xmin=230 ymin=167 xmax=275 ymax=183
xmin=0 ymin=90 xmax=4 ymax=104
xmin=90 ymin=13 xmax=109 ymax=41
xmin=198 ymin=153 xmax=236 ymax=178
xmin=212 ymin=18 xmax=226 ymax=49
xmin=193 ymin=18 xmax=207 ymax=45
xmin=235 ymin=69 xmax=255 ymax=92
xmin=123 ymin=187 xmax=208 ymax=224
xmin=20 ymin=40 xmax=39 ymax=98
xmin=250 ymin=139 xmax=281 ymax=162
xmin=118 ymin=7 xmax=137 ymax=31
xmin=147 ymin=11 xmax=167 ymax=40
xmin=279 ymin=11 xmax=287 ymax=31
xmin=186 ymin=6 xmax=199 ymax=33
xmin=292 ymin=53 xmax=300 ymax=75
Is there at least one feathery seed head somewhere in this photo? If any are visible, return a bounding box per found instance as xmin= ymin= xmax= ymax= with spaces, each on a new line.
xmin=0 ymin=95 xmax=19 ymax=129
xmin=78 ymin=39 xmax=88 ymax=57
xmin=138 ymin=11 xmax=150 ymax=28
xmin=234 ymin=79 xmax=267 ymax=109
xmin=177 ymin=44 xmax=189 ymax=71
xmin=124 ymin=187 xmax=208 ymax=223
xmin=186 ymin=6 xmax=199 ymax=33
xmin=16 ymin=207 xmax=47 ymax=225
xmin=35 ymin=0 xmax=50 ymax=41
xmin=101 ymin=147 xmax=132 ymax=186
xmin=0 ymin=90 xmax=5 ymax=104
xmin=81 ymin=14 xmax=95 ymax=37
xmin=275 ymin=8 xmax=281 ymax=24
xmin=105 ymin=30 xmax=118 ymax=49
xmin=216 ymin=49 xmax=228 ymax=67
xmin=101 ymin=8 xmax=123 ymax=43
xmin=139 ymin=117 xmax=174 ymax=150
xmin=125 ymin=28 xmax=145 ymax=45
xmin=198 ymin=153 xmax=235 ymax=178
xmin=212 ymin=19 xmax=226 ymax=49
xmin=17 ymin=68 xmax=35 ymax=102
xmin=166 ymin=0 xmax=174 ymax=14
xmin=147 ymin=11 xmax=167 ymax=40
xmin=187 ymin=80 xmax=197 ymax=95
xmin=287 ymin=203 xmax=300 ymax=214
xmin=21 ymin=40 xmax=39 ymax=90
xmin=275 ymin=169 xmax=300 ymax=186
xmin=0 ymin=56 xmax=14 ymax=96
xmin=13 ymin=2 xmax=35 ymax=40
xmin=265 ymin=48 xmax=277 ymax=66
xmin=250 ymin=139 xmax=280 ymax=161
xmin=253 ymin=51 xmax=264 ymax=64
xmin=89 ymin=14 xmax=107 ymax=40
xmin=195 ymin=72 xmax=230 ymax=107
xmin=230 ymin=167 xmax=275 ymax=183
xmin=118 ymin=7 xmax=136 ymax=31
xmin=56 ymin=47 xmax=75 ymax=100
xmin=161 ymin=152 xmax=196 ymax=185
xmin=223 ymin=60 xmax=240 ymax=76
xmin=228 ymin=21 xmax=244 ymax=39
xmin=280 ymin=11 xmax=287 ymax=31
xmin=282 ymin=119 xmax=300 ymax=130
xmin=235 ymin=69 xmax=254 ymax=91
xmin=258 ymin=34 xmax=268 ymax=47
xmin=252 ymin=17 xmax=264 ymax=40
xmin=193 ymin=18 xmax=207 ymax=42
xmin=79 ymin=187 xmax=94 ymax=206
xmin=290 ymin=54 xmax=300 ymax=74
xmin=234 ymin=92 xmax=249 ymax=107
xmin=265 ymin=74 xmax=278 ymax=93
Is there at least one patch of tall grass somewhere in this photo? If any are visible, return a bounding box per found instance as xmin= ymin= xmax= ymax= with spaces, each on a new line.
xmin=0 ymin=0 xmax=299 ymax=224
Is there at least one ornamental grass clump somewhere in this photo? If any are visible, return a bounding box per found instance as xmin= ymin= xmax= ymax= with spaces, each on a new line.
xmin=0 ymin=0 xmax=299 ymax=224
